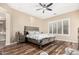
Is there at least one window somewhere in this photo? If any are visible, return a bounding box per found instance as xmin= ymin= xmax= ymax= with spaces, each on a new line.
xmin=49 ymin=23 xmax=52 ymax=33
xmin=58 ymin=21 xmax=62 ymax=34
xmin=53 ymin=22 xmax=57 ymax=34
xmin=48 ymin=18 xmax=69 ymax=35
xmin=63 ymin=20 xmax=69 ymax=34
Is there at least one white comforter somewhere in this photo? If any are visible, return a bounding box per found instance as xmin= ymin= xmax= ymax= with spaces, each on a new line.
xmin=27 ymin=33 xmax=54 ymax=40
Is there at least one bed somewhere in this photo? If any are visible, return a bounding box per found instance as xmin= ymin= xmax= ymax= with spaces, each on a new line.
xmin=24 ymin=26 xmax=55 ymax=48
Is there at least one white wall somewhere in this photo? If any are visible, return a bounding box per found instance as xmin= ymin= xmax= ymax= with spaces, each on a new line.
xmin=0 ymin=4 xmax=46 ymax=43
xmin=44 ymin=10 xmax=79 ymax=43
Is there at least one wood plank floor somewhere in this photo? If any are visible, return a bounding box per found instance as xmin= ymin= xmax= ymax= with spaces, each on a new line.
xmin=0 ymin=40 xmax=78 ymax=55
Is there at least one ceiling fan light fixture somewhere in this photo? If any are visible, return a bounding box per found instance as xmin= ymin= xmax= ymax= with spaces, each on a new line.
xmin=36 ymin=3 xmax=53 ymax=13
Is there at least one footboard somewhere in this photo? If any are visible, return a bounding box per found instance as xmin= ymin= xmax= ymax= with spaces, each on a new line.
xmin=40 ymin=37 xmax=55 ymax=45
xmin=27 ymin=37 xmax=56 ymax=48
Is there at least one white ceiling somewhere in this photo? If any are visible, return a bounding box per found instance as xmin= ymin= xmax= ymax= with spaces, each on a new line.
xmin=8 ymin=3 xmax=79 ymax=19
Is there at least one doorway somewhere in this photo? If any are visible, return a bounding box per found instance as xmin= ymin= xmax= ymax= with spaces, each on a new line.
xmin=0 ymin=11 xmax=11 ymax=49
xmin=0 ymin=13 xmax=6 ymax=48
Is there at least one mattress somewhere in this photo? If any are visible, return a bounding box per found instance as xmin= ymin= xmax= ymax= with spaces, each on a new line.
xmin=26 ymin=33 xmax=54 ymax=40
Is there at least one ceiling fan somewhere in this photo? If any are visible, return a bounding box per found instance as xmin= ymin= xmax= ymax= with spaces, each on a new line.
xmin=36 ymin=3 xmax=53 ymax=13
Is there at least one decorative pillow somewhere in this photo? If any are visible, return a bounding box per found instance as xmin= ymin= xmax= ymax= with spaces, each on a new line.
xmin=24 ymin=31 xmax=29 ymax=35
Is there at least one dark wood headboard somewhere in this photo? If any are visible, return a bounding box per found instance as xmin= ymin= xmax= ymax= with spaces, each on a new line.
xmin=24 ymin=26 xmax=39 ymax=32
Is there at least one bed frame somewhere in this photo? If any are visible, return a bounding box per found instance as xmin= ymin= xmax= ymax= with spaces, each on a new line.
xmin=24 ymin=26 xmax=55 ymax=48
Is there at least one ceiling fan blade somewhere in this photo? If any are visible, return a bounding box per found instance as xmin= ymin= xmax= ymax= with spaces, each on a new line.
xmin=39 ymin=3 xmax=46 ymax=8
xmin=39 ymin=3 xmax=44 ymax=7
xmin=46 ymin=8 xmax=52 ymax=11
xmin=46 ymin=3 xmax=53 ymax=7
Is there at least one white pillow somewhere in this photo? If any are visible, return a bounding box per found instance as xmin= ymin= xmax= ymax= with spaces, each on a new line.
xmin=34 ymin=31 xmax=40 ymax=34
xmin=28 ymin=31 xmax=35 ymax=34
xmin=28 ymin=31 xmax=40 ymax=35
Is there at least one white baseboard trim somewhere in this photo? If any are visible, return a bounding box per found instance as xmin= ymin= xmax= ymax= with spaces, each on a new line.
xmin=56 ymin=39 xmax=78 ymax=43
xmin=10 ymin=42 xmax=17 ymax=45
xmin=5 ymin=42 xmax=17 ymax=46
xmin=0 ymin=42 xmax=17 ymax=49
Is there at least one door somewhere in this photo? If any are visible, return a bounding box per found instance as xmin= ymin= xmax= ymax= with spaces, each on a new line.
xmin=78 ymin=28 xmax=79 ymax=50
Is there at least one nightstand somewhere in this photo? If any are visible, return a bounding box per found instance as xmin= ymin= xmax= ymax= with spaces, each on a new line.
xmin=16 ymin=32 xmax=26 ymax=43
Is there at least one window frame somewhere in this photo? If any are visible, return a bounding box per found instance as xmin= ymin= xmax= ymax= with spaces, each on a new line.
xmin=48 ymin=18 xmax=70 ymax=36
